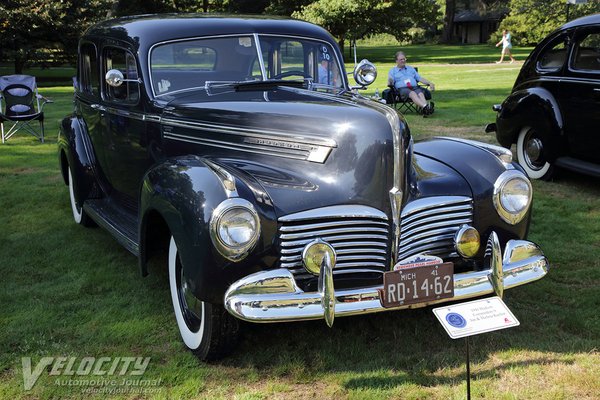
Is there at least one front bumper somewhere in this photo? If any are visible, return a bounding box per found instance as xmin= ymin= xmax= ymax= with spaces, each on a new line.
xmin=224 ymin=232 xmax=548 ymax=325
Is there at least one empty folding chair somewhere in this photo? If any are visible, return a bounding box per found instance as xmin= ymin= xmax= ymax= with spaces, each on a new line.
xmin=0 ymin=75 xmax=52 ymax=143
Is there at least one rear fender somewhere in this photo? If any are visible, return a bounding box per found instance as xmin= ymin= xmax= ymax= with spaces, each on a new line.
xmin=496 ymin=87 xmax=563 ymax=160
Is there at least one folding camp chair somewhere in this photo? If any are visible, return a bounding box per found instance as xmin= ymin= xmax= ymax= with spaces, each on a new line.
xmin=0 ymin=75 xmax=53 ymax=143
xmin=383 ymin=84 xmax=433 ymax=114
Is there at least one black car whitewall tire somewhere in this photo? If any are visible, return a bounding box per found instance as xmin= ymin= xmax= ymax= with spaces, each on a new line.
xmin=68 ymin=166 xmax=94 ymax=226
xmin=168 ymin=236 xmax=239 ymax=360
xmin=516 ymin=127 xmax=554 ymax=180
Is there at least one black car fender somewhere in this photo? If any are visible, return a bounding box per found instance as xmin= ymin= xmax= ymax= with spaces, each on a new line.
xmin=414 ymin=138 xmax=530 ymax=244
xmin=496 ymin=87 xmax=564 ymax=159
xmin=138 ymin=156 xmax=277 ymax=304
xmin=57 ymin=116 xmax=99 ymax=207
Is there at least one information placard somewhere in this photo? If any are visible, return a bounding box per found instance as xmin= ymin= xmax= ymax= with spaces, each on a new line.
xmin=432 ymin=296 xmax=519 ymax=339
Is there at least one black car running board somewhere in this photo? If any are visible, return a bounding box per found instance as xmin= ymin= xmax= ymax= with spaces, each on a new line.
xmin=83 ymin=199 xmax=140 ymax=256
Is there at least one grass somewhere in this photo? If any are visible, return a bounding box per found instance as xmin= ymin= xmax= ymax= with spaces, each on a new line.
xmin=1 ymin=44 xmax=600 ymax=399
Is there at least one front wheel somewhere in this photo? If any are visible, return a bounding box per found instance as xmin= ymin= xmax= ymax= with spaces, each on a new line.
xmin=516 ymin=127 xmax=554 ymax=180
xmin=68 ymin=166 xmax=94 ymax=226
xmin=168 ymin=237 xmax=239 ymax=360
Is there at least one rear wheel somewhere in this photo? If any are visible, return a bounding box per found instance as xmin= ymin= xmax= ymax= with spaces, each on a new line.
xmin=68 ymin=166 xmax=94 ymax=226
xmin=516 ymin=127 xmax=554 ymax=180
xmin=168 ymin=237 xmax=239 ymax=360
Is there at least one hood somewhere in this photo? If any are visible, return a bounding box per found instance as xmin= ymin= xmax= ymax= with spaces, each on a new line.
xmin=160 ymin=87 xmax=401 ymax=218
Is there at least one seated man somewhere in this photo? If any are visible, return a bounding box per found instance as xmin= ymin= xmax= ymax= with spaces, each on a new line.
xmin=388 ymin=51 xmax=435 ymax=115
xmin=317 ymin=56 xmax=339 ymax=86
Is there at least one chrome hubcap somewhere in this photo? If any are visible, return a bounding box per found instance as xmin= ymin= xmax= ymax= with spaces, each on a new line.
xmin=526 ymin=138 xmax=542 ymax=162
xmin=177 ymin=261 xmax=202 ymax=332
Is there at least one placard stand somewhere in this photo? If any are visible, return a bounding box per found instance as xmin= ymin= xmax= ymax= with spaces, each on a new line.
xmin=432 ymin=296 xmax=521 ymax=400
xmin=465 ymin=337 xmax=471 ymax=400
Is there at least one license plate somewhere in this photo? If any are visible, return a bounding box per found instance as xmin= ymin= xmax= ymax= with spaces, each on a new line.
xmin=380 ymin=262 xmax=454 ymax=308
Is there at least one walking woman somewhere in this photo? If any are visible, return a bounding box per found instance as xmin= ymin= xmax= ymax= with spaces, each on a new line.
xmin=495 ymin=29 xmax=515 ymax=64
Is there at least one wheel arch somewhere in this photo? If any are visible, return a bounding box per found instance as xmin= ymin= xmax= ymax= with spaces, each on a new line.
xmin=496 ymin=87 xmax=564 ymax=160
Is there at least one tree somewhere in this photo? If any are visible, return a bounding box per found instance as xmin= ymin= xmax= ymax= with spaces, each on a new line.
xmin=499 ymin=0 xmax=600 ymax=46
xmin=293 ymin=0 xmax=438 ymax=51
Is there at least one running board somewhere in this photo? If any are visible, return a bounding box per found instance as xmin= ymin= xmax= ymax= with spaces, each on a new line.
xmin=555 ymin=157 xmax=600 ymax=178
xmin=83 ymin=199 xmax=139 ymax=256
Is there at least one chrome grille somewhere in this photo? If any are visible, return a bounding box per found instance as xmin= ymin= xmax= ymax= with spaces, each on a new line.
xmin=278 ymin=205 xmax=390 ymax=278
xmin=398 ymin=196 xmax=473 ymax=261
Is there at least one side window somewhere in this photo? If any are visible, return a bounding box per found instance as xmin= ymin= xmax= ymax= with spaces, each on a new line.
xmin=104 ymin=47 xmax=139 ymax=103
xmin=572 ymin=31 xmax=600 ymax=72
xmin=279 ymin=41 xmax=305 ymax=76
xmin=537 ymin=35 xmax=568 ymax=71
xmin=79 ymin=43 xmax=99 ymax=96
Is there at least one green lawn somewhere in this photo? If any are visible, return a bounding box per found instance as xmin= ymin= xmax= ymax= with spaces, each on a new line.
xmin=1 ymin=45 xmax=599 ymax=399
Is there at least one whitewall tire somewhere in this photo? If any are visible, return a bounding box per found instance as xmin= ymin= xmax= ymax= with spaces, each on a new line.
xmin=168 ymin=236 xmax=239 ymax=360
xmin=516 ymin=127 xmax=554 ymax=180
xmin=68 ymin=166 xmax=93 ymax=226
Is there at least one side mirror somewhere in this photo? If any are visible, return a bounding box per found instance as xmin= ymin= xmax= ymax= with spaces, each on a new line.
xmin=105 ymin=69 xmax=140 ymax=87
xmin=353 ymin=59 xmax=377 ymax=88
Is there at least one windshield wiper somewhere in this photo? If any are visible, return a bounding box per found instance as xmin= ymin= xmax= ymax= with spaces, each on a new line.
xmin=233 ymin=79 xmax=308 ymax=91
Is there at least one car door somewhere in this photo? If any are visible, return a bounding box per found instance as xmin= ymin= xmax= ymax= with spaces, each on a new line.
xmin=559 ymin=27 xmax=600 ymax=163
xmin=100 ymin=45 xmax=151 ymax=205
xmin=76 ymin=41 xmax=112 ymax=185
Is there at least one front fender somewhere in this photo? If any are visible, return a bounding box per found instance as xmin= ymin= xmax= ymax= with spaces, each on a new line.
xmin=57 ymin=115 xmax=99 ymax=207
xmin=496 ymin=87 xmax=563 ymax=159
xmin=413 ymin=138 xmax=530 ymax=246
xmin=139 ymin=156 xmax=277 ymax=304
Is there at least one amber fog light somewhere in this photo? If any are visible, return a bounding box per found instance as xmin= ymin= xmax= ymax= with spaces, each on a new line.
xmin=302 ymin=239 xmax=336 ymax=275
xmin=454 ymin=225 xmax=480 ymax=258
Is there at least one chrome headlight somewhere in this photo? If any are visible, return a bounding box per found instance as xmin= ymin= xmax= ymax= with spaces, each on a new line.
xmin=493 ymin=170 xmax=532 ymax=225
xmin=210 ymin=198 xmax=260 ymax=261
xmin=353 ymin=59 xmax=377 ymax=87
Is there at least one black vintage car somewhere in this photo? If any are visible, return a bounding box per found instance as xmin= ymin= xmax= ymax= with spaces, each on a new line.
xmin=59 ymin=14 xmax=548 ymax=360
xmin=488 ymin=14 xmax=600 ymax=180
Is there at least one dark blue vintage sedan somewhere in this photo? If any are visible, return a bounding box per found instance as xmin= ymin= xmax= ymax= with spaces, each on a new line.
xmin=59 ymin=14 xmax=548 ymax=360
xmin=489 ymin=13 xmax=600 ymax=179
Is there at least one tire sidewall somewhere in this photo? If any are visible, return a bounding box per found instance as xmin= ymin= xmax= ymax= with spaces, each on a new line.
xmin=169 ymin=236 xmax=209 ymax=351
xmin=68 ymin=167 xmax=83 ymax=224
xmin=517 ymin=127 xmax=552 ymax=180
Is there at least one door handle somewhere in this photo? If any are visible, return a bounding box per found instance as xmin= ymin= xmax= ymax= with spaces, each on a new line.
xmin=90 ymin=104 xmax=107 ymax=111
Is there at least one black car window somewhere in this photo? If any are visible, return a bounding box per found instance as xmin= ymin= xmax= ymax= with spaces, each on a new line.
xmin=103 ymin=47 xmax=140 ymax=104
xmin=79 ymin=42 xmax=99 ymax=97
xmin=572 ymin=31 xmax=600 ymax=72
xmin=537 ymin=35 xmax=568 ymax=71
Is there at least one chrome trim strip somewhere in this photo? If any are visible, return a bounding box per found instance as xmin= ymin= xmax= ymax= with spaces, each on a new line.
xmin=164 ymin=132 xmax=322 ymax=162
xmin=162 ymin=118 xmax=336 ymax=147
xmin=401 ymin=196 xmax=472 ymax=218
xmin=224 ymin=235 xmax=549 ymax=323
xmin=279 ymin=234 xmax=388 ymax=248
xmin=280 ymin=219 xmax=388 ymax=232
xmin=280 ymin=241 xmax=387 ymax=254
xmin=279 ymin=205 xmax=388 ymax=222
xmin=358 ymin=97 xmax=403 ymax=268
xmin=202 ymin=159 xmax=238 ymax=198
xmin=279 ymin=226 xmax=388 ymax=240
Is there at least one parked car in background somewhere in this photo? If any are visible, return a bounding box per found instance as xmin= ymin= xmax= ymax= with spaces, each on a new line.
xmin=487 ymin=13 xmax=600 ymax=180
xmin=59 ymin=14 xmax=549 ymax=360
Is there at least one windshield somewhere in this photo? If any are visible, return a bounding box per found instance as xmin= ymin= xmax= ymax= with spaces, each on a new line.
xmin=150 ymin=35 xmax=344 ymax=96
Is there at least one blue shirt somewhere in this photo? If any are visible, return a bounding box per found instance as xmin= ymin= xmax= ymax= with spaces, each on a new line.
xmin=388 ymin=66 xmax=421 ymax=90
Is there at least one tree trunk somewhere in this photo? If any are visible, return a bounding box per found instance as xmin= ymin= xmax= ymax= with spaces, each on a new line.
xmin=441 ymin=0 xmax=456 ymax=44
